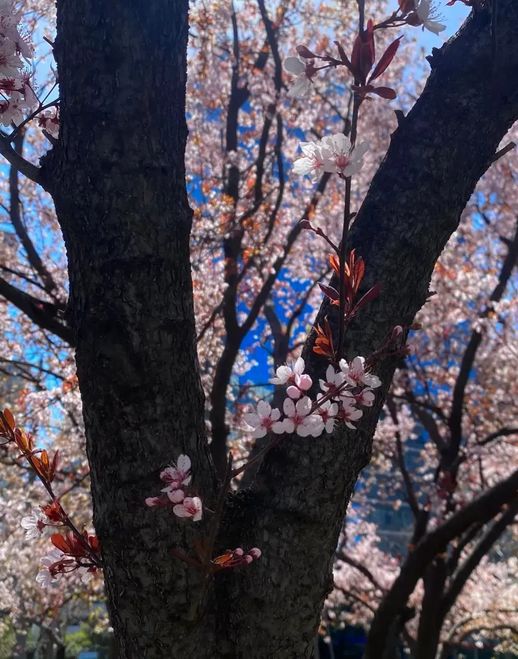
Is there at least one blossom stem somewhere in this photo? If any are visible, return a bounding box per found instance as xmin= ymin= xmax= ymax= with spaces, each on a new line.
xmin=337 ymin=94 xmax=361 ymax=360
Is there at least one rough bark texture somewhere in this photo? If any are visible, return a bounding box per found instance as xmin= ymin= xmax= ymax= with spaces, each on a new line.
xmin=42 ymin=2 xmax=217 ymax=657
xmin=37 ymin=1 xmax=518 ymax=658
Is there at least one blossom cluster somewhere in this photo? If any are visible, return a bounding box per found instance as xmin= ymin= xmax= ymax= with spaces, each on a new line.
xmin=145 ymin=454 xmax=203 ymax=521
xmin=293 ymin=133 xmax=369 ymax=179
xmin=244 ymin=356 xmax=381 ymax=439
xmin=36 ymin=532 xmax=100 ymax=588
xmin=283 ymin=0 xmax=445 ymax=101
xmin=0 ymin=409 xmax=102 ymax=589
xmin=0 ymin=0 xmax=37 ymax=126
xmin=145 ymin=453 xmax=263 ymax=573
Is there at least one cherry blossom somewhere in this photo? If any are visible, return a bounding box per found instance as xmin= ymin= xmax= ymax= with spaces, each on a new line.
xmin=172 ymin=496 xmax=203 ymax=522
xmin=316 ymin=399 xmax=339 ymax=434
xmin=319 ymin=364 xmax=346 ymax=398
xmin=321 ymin=134 xmax=369 ymax=178
xmin=339 ymin=399 xmax=363 ymax=430
xmin=414 ymin=0 xmax=446 ymax=35
xmin=283 ymin=56 xmax=315 ymax=98
xmin=292 ymin=141 xmax=328 ymax=178
xmin=282 ymin=396 xmax=323 ymax=437
xmin=20 ymin=508 xmax=45 ymax=540
xmin=244 ymin=400 xmax=283 ymax=438
xmin=35 ymin=548 xmax=63 ymax=589
xmin=341 ymin=356 xmax=381 ymax=389
xmin=160 ymin=454 xmax=192 ymax=494
xmin=38 ymin=110 xmax=59 ymax=138
xmin=271 ymin=357 xmax=304 ymax=385
xmin=354 ymin=387 xmax=375 ymax=407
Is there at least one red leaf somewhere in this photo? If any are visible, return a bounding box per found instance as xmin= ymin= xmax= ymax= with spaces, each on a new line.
xmin=319 ymin=283 xmax=340 ymax=303
xmin=51 ymin=533 xmax=70 ymax=553
xmin=371 ymin=86 xmax=397 ymax=100
xmin=296 ymin=44 xmax=318 ymax=59
xmin=353 ymin=283 xmax=382 ymax=314
xmin=334 ymin=40 xmax=353 ymax=73
xmin=369 ymin=37 xmax=402 ymax=83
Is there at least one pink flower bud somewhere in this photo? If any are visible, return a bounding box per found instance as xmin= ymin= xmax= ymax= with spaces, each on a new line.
xmin=297 ymin=374 xmax=313 ymax=391
xmin=234 ymin=547 xmax=244 ymax=556
xmin=145 ymin=497 xmax=161 ymax=507
xmin=249 ymin=547 xmax=262 ymax=560
xmin=244 ymin=555 xmax=253 ymax=564
xmin=286 ymin=385 xmax=302 ymax=399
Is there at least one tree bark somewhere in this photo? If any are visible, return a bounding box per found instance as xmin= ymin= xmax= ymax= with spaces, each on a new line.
xmin=38 ymin=1 xmax=518 ymax=657
xmin=43 ymin=2 xmax=217 ymax=656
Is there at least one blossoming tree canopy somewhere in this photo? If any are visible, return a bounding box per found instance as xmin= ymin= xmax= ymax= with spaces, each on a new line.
xmin=0 ymin=0 xmax=517 ymax=657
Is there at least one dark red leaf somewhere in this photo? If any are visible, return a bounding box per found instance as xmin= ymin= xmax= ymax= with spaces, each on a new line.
xmin=369 ymin=37 xmax=402 ymax=83
xmin=334 ymin=40 xmax=353 ymax=72
xmin=371 ymin=86 xmax=397 ymax=99
xmin=353 ymin=282 xmax=382 ymax=313
xmin=296 ymin=44 xmax=318 ymax=59
xmin=318 ymin=283 xmax=340 ymax=302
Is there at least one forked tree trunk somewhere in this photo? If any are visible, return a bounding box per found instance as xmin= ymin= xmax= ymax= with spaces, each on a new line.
xmin=40 ymin=1 xmax=518 ymax=657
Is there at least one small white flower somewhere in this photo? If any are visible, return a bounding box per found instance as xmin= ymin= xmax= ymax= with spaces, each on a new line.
xmin=271 ymin=357 xmax=305 ymax=385
xmin=341 ymin=399 xmax=363 ymax=430
xmin=20 ymin=508 xmax=45 ymax=540
xmin=319 ymin=364 xmax=346 ymax=398
xmin=244 ymin=400 xmax=282 ymax=438
xmin=293 ymin=141 xmax=328 ymax=178
xmin=35 ymin=549 xmax=62 ymax=589
xmin=415 ymin=0 xmax=446 ymax=35
xmin=321 ymin=134 xmax=369 ymax=177
xmin=282 ymin=396 xmax=323 ymax=437
xmin=284 ymin=56 xmax=314 ymax=98
xmin=316 ymin=398 xmax=339 ymax=434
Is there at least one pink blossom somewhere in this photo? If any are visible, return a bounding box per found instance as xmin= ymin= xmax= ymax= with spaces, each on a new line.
xmin=35 ymin=549 xmax=63 ymax=588
xmin=160 ymin=454 xmax=192 ymax=494
xmin=355 ymin=388 xmax=375 ymax=407
xmin=319 ymin=364 xmax=346 ymax=398
xmin=244 ymin=400 xmax=282 ymax=438
xmin=316 ymin=398 xmax=339 ymax=434
xmin=293 ymin=141 xmax=328 ymax=178
xmin=173 ymin=496 xmax=203 ymax=522
xmin=271 ymin=357 xmax=305 ymax=385
xmin=340 ymin=399 xmax=363 ymax=430
xmin=166 ymin=489 xmax=185 ymax=504
xmin=340 ymin=356 xmax=381 ymax=389
xmin=320 ymin=134 xmax=369 ymax=178
xmin=282 ymin=396 xmax=324 ymax=437
xmin=145 ymin=496 xmax=162 ymax=507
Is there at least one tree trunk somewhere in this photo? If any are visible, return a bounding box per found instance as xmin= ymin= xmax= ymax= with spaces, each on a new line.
xmin=43 ymin=2 xmax=217 ymax=656
xmin=40 ymin=1 xmax=518 ymax=657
